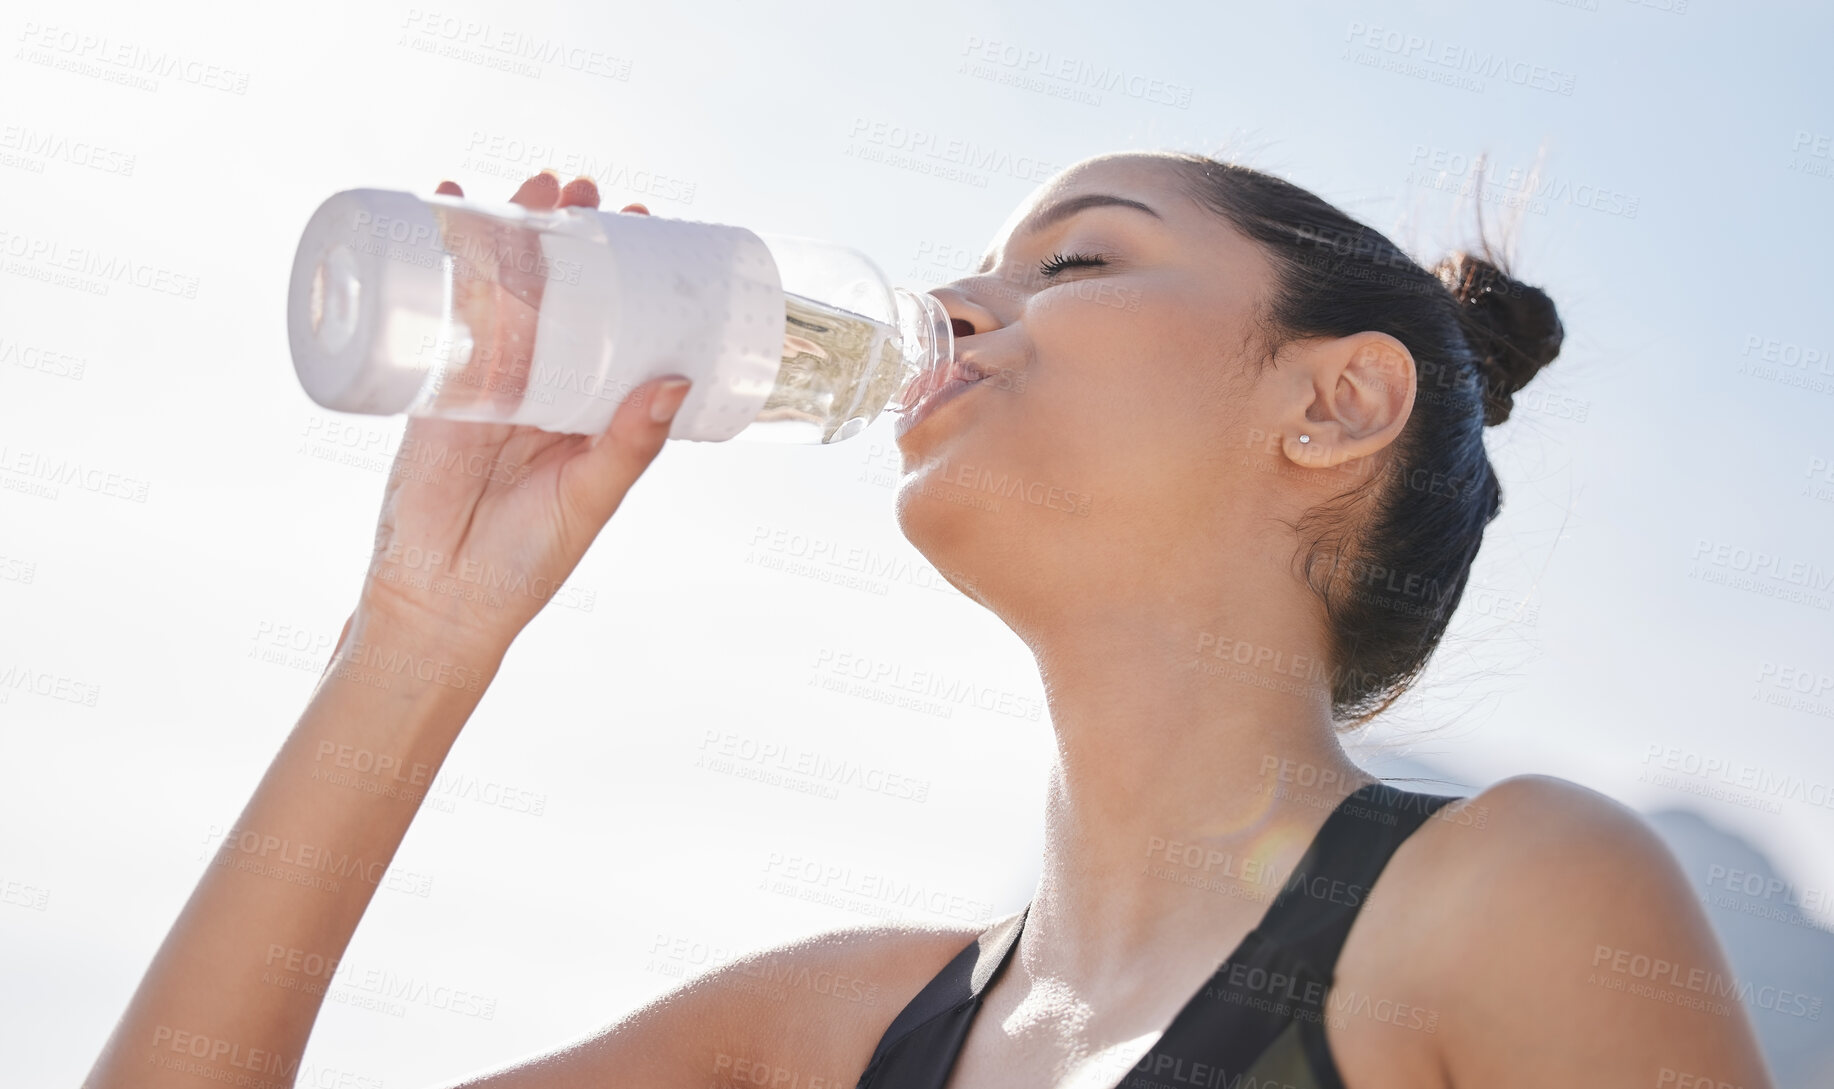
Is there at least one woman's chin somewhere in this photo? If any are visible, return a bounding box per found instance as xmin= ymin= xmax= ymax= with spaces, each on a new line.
xmin=891 ymin=486 xmax=986 ymax=606
xmin=895 ymin=469 xmax=978 ymax=551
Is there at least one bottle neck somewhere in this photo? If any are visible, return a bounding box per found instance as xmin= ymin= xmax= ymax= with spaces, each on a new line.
xmin=888 ymin=288 xmax=955 ymax=413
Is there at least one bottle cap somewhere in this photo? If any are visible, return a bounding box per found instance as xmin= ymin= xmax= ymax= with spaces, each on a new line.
xmin=287 ymin=189 xmax=456 ymax=415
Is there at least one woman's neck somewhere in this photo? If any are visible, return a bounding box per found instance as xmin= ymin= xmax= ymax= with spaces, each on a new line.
xmin=1012 ymin=598 xmax=1377 ymax=997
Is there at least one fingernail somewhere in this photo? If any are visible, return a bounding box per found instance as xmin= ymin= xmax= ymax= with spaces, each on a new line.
xmin=650 ymin=378 xmax=692 ymax=423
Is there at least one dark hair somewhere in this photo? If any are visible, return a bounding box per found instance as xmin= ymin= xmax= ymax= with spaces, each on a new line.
xmin=1165 ymin=152 xmax=1565 ymax=729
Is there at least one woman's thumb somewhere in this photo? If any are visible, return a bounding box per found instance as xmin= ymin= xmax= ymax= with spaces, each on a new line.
xmin=580 ymin=374 xmax=692 ymax=477
xmin=588 ymin=376 xmax=692 ymax=451
xmin=645 ymin=376 xmax=694 ymax=426
xmin=565 ymin=375 xmax=694 ymax=528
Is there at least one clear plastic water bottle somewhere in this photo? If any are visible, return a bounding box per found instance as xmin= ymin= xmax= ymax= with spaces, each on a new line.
xmin=286 ymin=189 xmax=955 ymax=444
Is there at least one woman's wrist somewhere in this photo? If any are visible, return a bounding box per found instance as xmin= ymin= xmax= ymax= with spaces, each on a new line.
xmin=302 ymin=612 xmax=505 ymax=780
xmin=328 ymin=603 xmax=511 ymax=698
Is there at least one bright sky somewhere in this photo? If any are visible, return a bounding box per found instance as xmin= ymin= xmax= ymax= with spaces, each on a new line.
xmin=3 ymin=1 xmax=1832 ymax=1085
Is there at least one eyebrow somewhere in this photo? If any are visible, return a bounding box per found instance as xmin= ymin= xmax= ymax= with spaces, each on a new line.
xmin=976 ymin=194 xmax=1162 ymax=274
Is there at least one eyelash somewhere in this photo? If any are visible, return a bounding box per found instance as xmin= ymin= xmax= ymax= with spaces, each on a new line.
xmin=1038 ymin=251 xmax=1108 ymax=277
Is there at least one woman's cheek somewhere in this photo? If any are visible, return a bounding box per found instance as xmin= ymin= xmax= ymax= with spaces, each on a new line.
xmin=1027 ymin=280 xmax=1144 ymax=341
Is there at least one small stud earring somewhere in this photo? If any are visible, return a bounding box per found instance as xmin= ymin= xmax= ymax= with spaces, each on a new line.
xmin=1299 ymin=434 xmax=1311 ymax=444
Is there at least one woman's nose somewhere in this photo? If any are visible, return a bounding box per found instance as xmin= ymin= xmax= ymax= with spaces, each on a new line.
xmin=928 ymin=283 xmax=1000 ymax=338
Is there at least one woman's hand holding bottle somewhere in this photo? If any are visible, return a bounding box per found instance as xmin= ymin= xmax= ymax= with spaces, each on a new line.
xmin=349 ymin=171 xmax=689 ymax=664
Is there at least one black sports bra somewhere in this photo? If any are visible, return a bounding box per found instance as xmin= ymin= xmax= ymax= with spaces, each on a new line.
xmin=853 ymin=781 xmax=1460 ymax=1089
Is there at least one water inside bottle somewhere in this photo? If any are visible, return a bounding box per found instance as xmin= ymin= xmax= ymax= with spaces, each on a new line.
xmin=750 ymin=292 xmax=908 ymax=443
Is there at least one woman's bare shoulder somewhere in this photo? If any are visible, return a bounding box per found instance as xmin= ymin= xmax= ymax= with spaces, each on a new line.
xmin=1395 ymin=774 xmax=1775 ymax=1088
xmin=439 ymin=915 xmax=1004 ymax=1089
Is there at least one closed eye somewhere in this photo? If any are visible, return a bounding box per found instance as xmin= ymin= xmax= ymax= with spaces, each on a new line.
xmin=1038 ymin=251 xmax=1108 ymax=278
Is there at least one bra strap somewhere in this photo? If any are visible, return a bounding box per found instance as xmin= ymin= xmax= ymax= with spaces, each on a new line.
xmin=854 ymin=905 xmax=1028 ymax=1087
xmin=1132 ymin=782 xmax=1463 ymax=1081
xmin=1253 ymin=782 xmax=1459 ymax=984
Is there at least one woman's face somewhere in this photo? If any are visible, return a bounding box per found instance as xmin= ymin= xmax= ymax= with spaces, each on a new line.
xmin=894 ymin=152 xmax=1283 ymax=611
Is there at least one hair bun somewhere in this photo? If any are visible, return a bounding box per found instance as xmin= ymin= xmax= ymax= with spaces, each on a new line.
xmin=1438 ymin=254 xmax=1564 ymax=426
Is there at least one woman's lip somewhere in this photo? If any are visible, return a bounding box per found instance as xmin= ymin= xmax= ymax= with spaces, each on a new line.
xmin=896 ymin=373 xmax=985 ymax=439
xmin=910 ymin=359 xmax=978 ymax=400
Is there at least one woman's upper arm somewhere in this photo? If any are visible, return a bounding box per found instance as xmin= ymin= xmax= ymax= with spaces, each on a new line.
xmin=1432 ymin=775 xmax=1777 ymax=1089
xmin=431 ymin=921 xmax=983 ymax=1089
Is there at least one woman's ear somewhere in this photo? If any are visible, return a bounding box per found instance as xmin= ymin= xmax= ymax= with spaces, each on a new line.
xmin=1278 ymin=331 xmax=1416 ymax=468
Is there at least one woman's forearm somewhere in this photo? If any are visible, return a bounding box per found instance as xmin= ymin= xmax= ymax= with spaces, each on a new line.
xmin=83 ymin=614 xmax=504 ymax=1089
